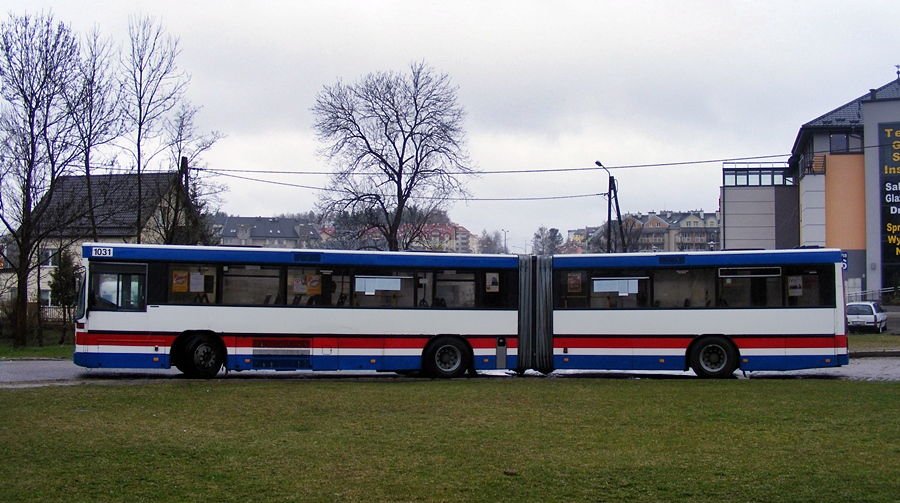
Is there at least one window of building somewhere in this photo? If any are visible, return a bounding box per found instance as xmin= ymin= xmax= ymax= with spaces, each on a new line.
xmin=830 ymin=133 xmax=849 ymax=154
xmin=41 ymin=249 xmax=58 ymax=267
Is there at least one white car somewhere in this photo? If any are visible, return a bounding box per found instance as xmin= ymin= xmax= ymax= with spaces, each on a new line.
xmin=846 ymin=301 xmax=888 ymax=333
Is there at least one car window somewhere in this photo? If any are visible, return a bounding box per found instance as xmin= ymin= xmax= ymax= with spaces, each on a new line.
xmin=873 ymin=303 xmax=885 ymax=314
xmin=847 ymin=304 xmax=872 ymax=315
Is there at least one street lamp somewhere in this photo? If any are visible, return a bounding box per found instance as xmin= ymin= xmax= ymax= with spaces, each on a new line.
xmin=500 ymin=229 xmax=509 ymax=254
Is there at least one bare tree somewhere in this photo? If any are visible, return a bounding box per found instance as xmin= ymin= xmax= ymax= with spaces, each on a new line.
xmin=313 ymin=61 xmax=475 ymax=251
xmin=121 ymin=14 xmax=188 ymax=243
xmin=0 ymin=12 xmax=80 ymax=347
xmin=532 ymin=226 xmax=563 ymax=255
xmin=144 ymin=101 xmax=224 ymax=244
xmin=66 ymin=26 xmax=122 ymax=241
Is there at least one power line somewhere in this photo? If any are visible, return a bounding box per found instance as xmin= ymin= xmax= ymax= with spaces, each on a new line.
xmin=200 ymin=151 xmax=794 ymax=203
xmin=212 ymin=170 xmax=605 ymax=202
xmin=200 ymin=153 xmax=792 ymax=177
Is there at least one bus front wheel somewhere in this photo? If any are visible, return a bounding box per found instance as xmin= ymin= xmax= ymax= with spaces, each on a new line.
xmin=689 ymin=336 xmax=737 ymax=379
xmin=424 ymin=337 xmax=470 ymax=378
xmin=178 ymin=334 xmax=224 ymax=379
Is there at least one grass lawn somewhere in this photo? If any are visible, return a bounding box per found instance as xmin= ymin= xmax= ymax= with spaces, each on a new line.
xmin=0 ymin=344 xmax=74 ymax=360
xmin=848 ymin=333 xmax=900 ymax=352
xmin=0 ymin=379 xmax=898 ymax=502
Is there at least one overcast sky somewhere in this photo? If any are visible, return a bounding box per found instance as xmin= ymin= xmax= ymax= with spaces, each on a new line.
xmin=9 ymin=1 xmax=900 ymax=250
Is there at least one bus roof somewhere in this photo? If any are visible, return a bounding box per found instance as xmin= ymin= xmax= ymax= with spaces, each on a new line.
xmin=552 ymin=248 xmax=843 ymax=269
xmin=81 ymin=243 xmax=520 ymax=269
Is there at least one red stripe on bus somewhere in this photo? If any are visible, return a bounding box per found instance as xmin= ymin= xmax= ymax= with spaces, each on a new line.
xmin=554 ymin=337 xmax=692 ymax=349
xmin=77 ymin=332 xmax=175 ymax=346
xmin=554 ymin=335 xmax=844 ymax=350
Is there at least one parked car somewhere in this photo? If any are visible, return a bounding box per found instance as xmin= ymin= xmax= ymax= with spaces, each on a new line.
xmin=846 ymin=301 xmax=888 ymax=333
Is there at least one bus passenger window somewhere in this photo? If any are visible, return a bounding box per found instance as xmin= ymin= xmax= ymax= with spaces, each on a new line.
xmin=168 ymin=266 xmax=217 ymax=304
xmin=718 ymin=267 xmax=784 ymax=308
xmin=223 ymin=266 xmax=280 ymax=305
xmin=435 ymin=272 xmax=475 ymax=308
xmin=288 ymin=268 xmax=329 ymax=306
xmin=554 ymin=271 xmax=588 ymax=308
xmin=653 ymin=269 xmax=715 ymax=308
xmin=590 ymin=277 xmax=648 ymax=309
xmin=784 ymin=267 xmax=833 ymax=307
xmin=353 ymin=275 xmax=415 ymax=307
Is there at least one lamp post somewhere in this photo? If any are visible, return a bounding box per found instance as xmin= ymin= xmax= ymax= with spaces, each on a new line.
xmin=500 ymin=229 xmax=509 ymax=254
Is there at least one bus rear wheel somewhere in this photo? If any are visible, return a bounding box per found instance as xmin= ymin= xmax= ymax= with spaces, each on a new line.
xmin=178 ymin=334 xmax=224 ymax=379
xmin=690 ymin=336 xmax=737 ymax=379
xmin=424 ymin=337 xmax=470 ymax=378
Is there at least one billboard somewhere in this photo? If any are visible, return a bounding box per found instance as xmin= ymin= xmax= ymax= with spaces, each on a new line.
xmin=880 ymin=122 xmax=900 ymax=287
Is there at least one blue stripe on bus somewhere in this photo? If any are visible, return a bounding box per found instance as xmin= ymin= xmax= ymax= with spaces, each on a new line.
xmin=555 ymin=355 xmax=634 ymax=370
xmin=74 ymin=352 xmax=170 ymax=369
xmin=740 ymin=354 xmax=844 ymax=372
xmin=79 ymin=351 xmax=520 ymax=374
xmin=553 ymin=249 xmax=842 ymax=269
xmin=555 ymin=354 xmax=844 ymax=374
xmin=83 ymin=244 xmax=519 ymax=269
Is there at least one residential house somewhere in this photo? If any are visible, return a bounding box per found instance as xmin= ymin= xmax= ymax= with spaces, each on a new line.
xmin=214 ymin=215 xmax=322 ymax=248
xmin=3 ymin=172 xmax=189 ymax=308
xmin=568 ymin=210 xmax=719 ymax=254
xmin=629 ymin=211 xmax=719 ymax=252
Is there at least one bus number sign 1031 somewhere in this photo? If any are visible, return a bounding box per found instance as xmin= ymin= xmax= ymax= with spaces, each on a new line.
xmin=91 ymin=247 xmax=113 ymax=258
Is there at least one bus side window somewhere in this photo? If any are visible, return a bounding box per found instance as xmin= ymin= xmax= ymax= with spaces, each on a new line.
xmin=784 ymin=266 xmax=833 ymax=307
xmin=435 ymin=272 xmax=475 ymax=308
xmin=222 ymin=265 xmax=280 ymax=305
xmin=653 ymin=269 xmax=715 ymax=308
xmin=168 ymin=265 xmax=218 ymax=305
xmin=353 ymin=274 xmax=415 ymax=308
xmin=590 ymin=277 xmax=648 ymax=309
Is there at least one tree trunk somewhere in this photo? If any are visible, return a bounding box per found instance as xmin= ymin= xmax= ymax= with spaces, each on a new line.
xmin=13 ymin=269 xmax=28 ymax=348
xmin=85 ymin=154 xmax=98 ymax=242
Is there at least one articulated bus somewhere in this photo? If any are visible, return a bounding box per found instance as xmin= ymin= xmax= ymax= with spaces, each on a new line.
xmin=74 ymin=243 xmax=848 ymax=379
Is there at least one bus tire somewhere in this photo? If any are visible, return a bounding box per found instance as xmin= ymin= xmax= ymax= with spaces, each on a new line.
xmin=424 ymin=336 xmax=470 ymax=379
xmin=690 ymin=336 xmax=737 ymax=379
xmin=179 ymin=334 xmax=224 ymax=379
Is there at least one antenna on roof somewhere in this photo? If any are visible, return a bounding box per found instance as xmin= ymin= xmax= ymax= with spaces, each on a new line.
xmin=896 ymin=64 xmax=900 ymax=81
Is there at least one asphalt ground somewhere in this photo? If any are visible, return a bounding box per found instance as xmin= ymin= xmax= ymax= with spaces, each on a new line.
xmin=0 ymin=354 xmax=898 ymax=388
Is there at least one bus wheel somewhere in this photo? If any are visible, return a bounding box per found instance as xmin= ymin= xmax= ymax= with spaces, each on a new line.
xmin=690 ymin=336 xmax=737 ymax=379
xmin=424 ymin=337 xmax=470 ymax=378
xmin=180 ymin=334 xmax=224 ymax=379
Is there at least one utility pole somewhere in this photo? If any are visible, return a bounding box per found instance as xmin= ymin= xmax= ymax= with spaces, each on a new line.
xmin=595 ymin=161 xmax=627 ymax=253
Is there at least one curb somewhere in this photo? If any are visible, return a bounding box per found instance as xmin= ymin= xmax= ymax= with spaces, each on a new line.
xmin=849 ymin=351 xmax=900 ymax=358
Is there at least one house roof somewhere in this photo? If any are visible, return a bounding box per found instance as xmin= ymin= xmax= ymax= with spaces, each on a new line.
xmin=791 ymin=77 xmax=900 ymax=156
xmin=39 ymin=172 xmax=180 ymax=238
xmin=217 ymin=216 xmax=321 ymax=242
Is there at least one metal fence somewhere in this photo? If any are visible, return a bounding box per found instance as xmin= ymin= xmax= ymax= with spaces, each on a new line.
xmin=39 ymin=306 xmax=72 ymax=323
xmin=845 ymin=288 xmax=897 ymax=304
